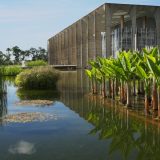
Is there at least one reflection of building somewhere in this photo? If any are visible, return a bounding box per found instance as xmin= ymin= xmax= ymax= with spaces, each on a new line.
xmin=48 ymin=3 xmax=160 ymax=68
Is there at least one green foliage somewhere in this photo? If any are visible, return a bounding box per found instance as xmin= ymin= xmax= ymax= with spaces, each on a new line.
xmin=26 ymin=60 xmax=47 ymax=67
xmin=0 ymin=66 xmax=23 ymax=76
xmin=86 ymin=48 xmax=160 ymax=84
xmin=15 ymin=67 xmax=59 ymax=89
xmin=0 ymin=46 xmax=47 ymax=65
xmin=0 ymin=51 xmax=12 ymax=65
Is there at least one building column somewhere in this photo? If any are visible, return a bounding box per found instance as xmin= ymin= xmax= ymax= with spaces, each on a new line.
xmin=61 ymin=33 xmax=64 ymax=65
xmin=76 ymin=21 xmax=82 ymax=68
xmin=57 ymin=34 xmax=59 ymax=65
xmin=72 ymin=25 xmax=77 ymax=65
xmin=82 ymin=18 xmax=88 ymax=68
xmin=130 ymin=6 xmax=137 ymax=51
xmin=55 ymin=36 xmax=58 ymax=65
xmin=155 ymin=8 xmax=160 ymax=49
xmin=120 ymin=15 xmax=124 ymax=50
xmin=57 ymin=35 xmax=59 ymax=65
xmin=95 ymin=12 xmax=103 ymax=58
xmin=105 ymin=4 xmax=112 ymax=57
xmin=47 ymin=39 xmax=51 ymax=65
xmin=68 ymin=28 xmax=72 ymax=65
xmin=60 ymin=34 xmax=62 ymax=65
xmin=50 ymin=38 xmax=54 ymax=65
xmin=64 ymin=30 xmax=69 ymax=65
xmin=88 ymin=13 xmax=96 ymax=61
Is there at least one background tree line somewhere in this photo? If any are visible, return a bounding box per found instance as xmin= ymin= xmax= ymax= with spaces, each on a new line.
xmin=0 ymin=46 xmax=48 ymax=65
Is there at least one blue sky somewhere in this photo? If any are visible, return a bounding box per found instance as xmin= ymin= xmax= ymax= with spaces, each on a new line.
xmin=0 ymin=0 xmax=160 ymax=52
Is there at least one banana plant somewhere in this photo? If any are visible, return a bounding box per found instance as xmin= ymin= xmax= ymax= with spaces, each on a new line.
xmin=144 ymin=48 xmax=160 ymax=115
xmin=110 ymin=51 xmax=137 ymax=107
xmin=135 ymin=51 xmax=152 ymax=114
xmin=99 ymin=57 xmax=117 ymax=98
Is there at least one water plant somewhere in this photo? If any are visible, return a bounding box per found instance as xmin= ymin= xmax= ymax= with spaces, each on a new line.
xmin=15 ymin=67 xmax=59 ymax=89
xmin=86 ymin=47 xmax=160 ymax=117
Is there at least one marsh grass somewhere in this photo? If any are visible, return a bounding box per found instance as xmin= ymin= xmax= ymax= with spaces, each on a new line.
xmin=0 ymin=66 xmax=23 ymax=76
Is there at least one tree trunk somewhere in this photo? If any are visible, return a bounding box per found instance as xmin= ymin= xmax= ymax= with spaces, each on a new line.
xmin=145 ymin=92 xmax=150 ymax=115
xmin=152 ymin=79 xmax=158 ymax=111
xmin=108 ymin=79 xmax=112 ymax=98
xmin=92 ymin=78 xmax=97 ymax=94
xmin=115 ymin=79 xmax=119 ymax=96
xmin=133 ymin=78 xmax=136 ymax=96
xmin=138 ymin=80 xmax=141 ymax=94
xmin=126 ymin=81 xmax=132 ymax=107
xmin=158 ymin=86 xmax=160 ymax=118
xmin=140 ymin=81 xmax=145 ymax=95
xmin=91 ymin=78 xmax=94 ymax=94
xmin=102 ymin=77 xmax=106 ymax=98
xmin=112 ymin=79 xmax=115 ymax=100
xmin=120 ymin=81 xmax=126 ymax=104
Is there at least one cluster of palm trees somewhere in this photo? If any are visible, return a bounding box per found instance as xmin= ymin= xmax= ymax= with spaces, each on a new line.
xmin=86 ymin=47 xmax=160 ymax=116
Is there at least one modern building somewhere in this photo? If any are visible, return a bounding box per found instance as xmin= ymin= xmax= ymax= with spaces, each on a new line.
xmin=48 ymin=3 xmax=160 ymax=68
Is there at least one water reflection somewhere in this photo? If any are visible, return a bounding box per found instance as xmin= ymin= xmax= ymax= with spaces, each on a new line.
xmin=57 ymin=70 xmax=160 ymax=160
xmin=9 ymin=140 xmax=36 ymax=155
xmin=1 ymin=70 xmax=160 ymax=159
xmin=86 ymin=100 xmax=160 ymax=160
xmin=0 ymin=78 xmax=7 ymax=121
xmin=17 ymin=89 xmax=60 ymax=100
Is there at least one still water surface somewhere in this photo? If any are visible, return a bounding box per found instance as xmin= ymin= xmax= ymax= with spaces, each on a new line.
xmin=0 ymin=71 xmax=159 ymax=160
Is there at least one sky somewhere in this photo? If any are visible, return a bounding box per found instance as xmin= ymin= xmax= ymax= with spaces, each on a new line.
xmin=0 ymin=0 xmax=160 ymax=53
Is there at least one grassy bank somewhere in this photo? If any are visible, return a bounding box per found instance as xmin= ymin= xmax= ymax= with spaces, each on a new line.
xmin=0 ymin=66 xmax=23 ymax=76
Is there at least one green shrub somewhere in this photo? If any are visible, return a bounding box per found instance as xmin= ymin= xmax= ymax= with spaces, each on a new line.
xmin=26 ymin=60 xmax=47 ymax=67
xmin=1 ymin=66 xmax=23 ymax=76
xmin=15 ymin=67 xmax=59 ymax=89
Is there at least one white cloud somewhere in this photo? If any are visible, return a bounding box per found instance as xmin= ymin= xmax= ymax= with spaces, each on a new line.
xmin=8 ymin=140 xmax=36 ymax=155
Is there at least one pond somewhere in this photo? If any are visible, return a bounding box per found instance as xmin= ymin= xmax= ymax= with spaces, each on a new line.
xmin=0 ymin=70 xmax=159 ymax=160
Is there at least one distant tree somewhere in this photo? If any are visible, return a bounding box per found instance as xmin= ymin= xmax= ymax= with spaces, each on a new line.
xmin=37 ymin=47 xmax=47 ymax=61
xmin=5 ymin=48 xmax=12 ymax=65
xmin=29 ymin=47 xmax=47 ymax=61
xmin=6 ymin=48 xmax=11 ymax=55
xmin=0 ymin=51 xmax=5 ymax=64
xmin=20 ymin=50 xmax=26 ymax=61
xmin=29 ymin=48 xmax=38 ymax=60
xmin=3 ymin=46 xmax=47 ymax=64
xmin=12 ymin=46 xmax=21 ymax=64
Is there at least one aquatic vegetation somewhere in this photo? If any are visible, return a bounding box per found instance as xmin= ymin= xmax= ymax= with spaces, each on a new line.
xmin=3 ymin=112 xmax=56 ymax=123
xmin=0 ymin=65 xmax=23 ymax=76
xmin=86 ymin=47 xmax=160 ymax=117
xmin=15 ymin=67 xmax=59 ymax=89
xmin=15 ymin=100 xmax=54 ymax=106
xmin=26 ymin=60 xmax=47 ymax=67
